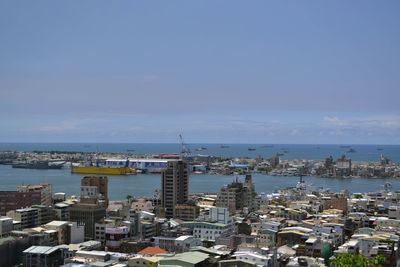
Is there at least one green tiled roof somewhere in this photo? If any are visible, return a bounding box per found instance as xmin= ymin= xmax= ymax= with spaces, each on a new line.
xmin=160 ymin=251 xmax=209 ymax=265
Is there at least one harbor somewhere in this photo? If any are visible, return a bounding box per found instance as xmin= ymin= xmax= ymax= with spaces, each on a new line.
xmin=0 ymin=143 xmax=399 ymax=178
xmin=0 ymin=164 xmax=398 ymax=200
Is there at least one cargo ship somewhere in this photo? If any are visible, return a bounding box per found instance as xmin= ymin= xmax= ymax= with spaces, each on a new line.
xmin=71 ymin=159 xmax=136 ymax=175
xmin=12 ymin=161 xmax=63 ymax=169
xmin=71 ymin=165 xmax=136 ymax=175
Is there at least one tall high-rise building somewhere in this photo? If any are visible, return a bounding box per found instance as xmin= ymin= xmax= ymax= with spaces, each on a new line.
xmin=67 ymin=176 xmax=108 ymax=240
xmin=81 ymin=176 xmax=108 ymax=206
xmin=161 ymin=160 xmax=189 ymax=218
xmin=69 ymin=202 xmax=106 ymax=241
xmin=216 ymin=174 xmax=255 ymax=214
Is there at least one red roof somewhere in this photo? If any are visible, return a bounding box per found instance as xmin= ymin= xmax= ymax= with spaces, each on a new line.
xmin=138 ymin=246 xmax=167 ymax=255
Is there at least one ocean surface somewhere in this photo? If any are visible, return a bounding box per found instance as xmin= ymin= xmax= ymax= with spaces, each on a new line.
xmin=1 ymin=143 xmax=399 ymax=162
xmin=0 ymin=143 xmax=399 ymax=199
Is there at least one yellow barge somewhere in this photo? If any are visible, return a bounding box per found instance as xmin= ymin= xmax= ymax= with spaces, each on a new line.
xmin=71 ymin=166 xmax=136 ymax=175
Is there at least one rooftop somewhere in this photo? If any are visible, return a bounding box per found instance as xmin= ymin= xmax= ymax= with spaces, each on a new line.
xmin=138 ymin=246 xmax=168 ymax=255
xmin=23 ymin=246 xmax=59 ymax=255
xmin=159 ymin=251 xmax=209 ymax=265
xmin=45 ymin=220 xmax=69 ymax=227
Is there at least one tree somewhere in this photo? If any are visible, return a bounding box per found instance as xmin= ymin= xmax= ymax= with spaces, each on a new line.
xmin=370 ymin=254 xmax=386 ymax=267
xmin=331 ymin=254 xmax=387 ymax=267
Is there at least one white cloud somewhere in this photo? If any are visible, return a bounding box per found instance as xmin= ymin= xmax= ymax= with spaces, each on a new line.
xmin=38 ymin=120 xmax=80 ymax=132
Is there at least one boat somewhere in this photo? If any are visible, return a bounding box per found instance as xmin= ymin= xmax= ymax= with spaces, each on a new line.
xmin=248 ymin=148 xmax=256 ymax=151
xmin=261 ymin=145 xmax=273 ymax=148
xmin=220 ymin=145 xmax=230 ymax=148
xmin=377 ymin=148 xmax=383 ymax=151
xmin=12 ymin=161 xmax=63 ymax=170
xmin=127 ymin=149 xmax=135 ymax=152
xmin=347 ymin=148 xmax=356 ymax=153
xmin=384 ymin=182 xmax=392 ymax=189
xmin=195 ymin=147 xmax=207 ymax=151
xmin=71 ymin=165 xmax=136 ymax=175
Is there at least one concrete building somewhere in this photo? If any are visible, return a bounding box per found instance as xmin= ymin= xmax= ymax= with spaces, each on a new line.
xmin=68 ymin=203 xmax=106 ymax=241
xmin=323 ymin=197 xmax=348 ymax=215
xmin=33 ymin=205 xmax=55 ymax=225
xmin=174 ymin=204 xmax=200 ymax=221
xmin=257 ymin=228 xmax=278 ymax=246
xmin=336 ymin=155 xmax=352 ymax=176
xmin=105 ymin=226 xmax=130 ymax=252
xmin=0 ymin=191 xmax=41 ymax=216
xmin=180 ymin=221 xmax=230 ymax=241
xmin=128 ymin=256 xmax=162 ymax=267
xmin=153 ymin=236 xmax=202 ymax=253
xmin=216 ymin=175 xmax=255 ymax=214
xmin=44 ymin=221 xmax=70 ymax=245
xmin=81 ymin=176 xmax=108 ymax=206
xmin=209 ymin=207 xmax=230 ymax=224
xmin=0 ymin=217 xmax=13 ymax=236
xmin=17 ymin=183 xmax=53 ymax=207
xmin=68 ymin=221 xmax=85 ymax=244
xmin=53 ymin=203 xmax=70 ymax=221
xmin=233 ymin=251 xmax=271 ymax=266
xmin=130 ymin=199 xmax=154 ymax=213
xmin=7 ymin=208 xmax=40 ymax=229
xmin=161 ymin=160 xmax=189 ymax=218
xmin=23 ymin=246 xmax=63 ymax=267
xmin=388 ymin=205 xmax=400 ymax=220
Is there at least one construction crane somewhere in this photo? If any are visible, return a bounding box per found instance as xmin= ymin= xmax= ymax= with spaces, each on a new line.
xmin=179 ymin=134 xmax=192 ymax=157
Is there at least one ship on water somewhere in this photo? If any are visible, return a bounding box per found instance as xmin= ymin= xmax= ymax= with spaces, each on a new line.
xmin=12 ymin=161 xmax=63 ymax=170
xmin=71 ymin=160 xmax=136 ymax=175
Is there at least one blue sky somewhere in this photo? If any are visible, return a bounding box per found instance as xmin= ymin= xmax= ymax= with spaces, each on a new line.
xmin=1 ymin=1 xmax=399 ymax=144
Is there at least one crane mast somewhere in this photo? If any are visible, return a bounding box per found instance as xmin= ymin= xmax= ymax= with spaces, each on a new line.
xmin=179 ymin=134 xmax=191 ymax=157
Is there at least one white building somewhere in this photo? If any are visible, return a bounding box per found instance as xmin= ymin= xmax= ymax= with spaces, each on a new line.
xmin=80 ymin=186 xmax=98 ymax=198
xmin=209 ymin=207 xmax=230 ymax=224
xmin=130 ymin=199 xmax=154 ymax=213
xmin=182 ymin=222 xmax=230 ymax=241
xmin=233 ymin=251 xmax=271 ymax=266
xmin=104 ymin=159 xmax=168 ymax=173
xmin=69 ymin=221 xmax=85 ymax=244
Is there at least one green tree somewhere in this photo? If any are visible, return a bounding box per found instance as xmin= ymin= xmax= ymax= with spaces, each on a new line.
xmin=331 ymin=254 xmax=369 ymax=267
xmin=331 ymin=254 xmax=387 ymax=267
xmin=369 ymin=254 xmax=386 ymax=266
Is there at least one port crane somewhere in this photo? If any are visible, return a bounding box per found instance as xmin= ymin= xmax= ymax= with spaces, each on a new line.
xmin=179 ymin=134 xmax=192 ymax=157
